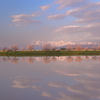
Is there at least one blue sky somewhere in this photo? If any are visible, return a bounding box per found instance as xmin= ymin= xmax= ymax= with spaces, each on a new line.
xmin=0 ymin=0 xmax=100 ymax=47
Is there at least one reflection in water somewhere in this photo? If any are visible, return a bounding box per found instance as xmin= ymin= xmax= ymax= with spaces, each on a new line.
xmin=42 ymin=57 xmax=51 ymax=64
xmin=26 ymin=57 xmax=35 ymax=64
xmin=11 ymin=57 xmax=19 ymax=64
xmin=66 ymin=56 xmax=73 ymax=62
xmin=12 ymin=78 xmax=41 ymax=91
xmin=1 ymin=56 xmax=100 ymax=100
xmin=75 ymin=56 xmax=82 ymax=62
xmin=1 ymin=56 xmax=100 ymax=64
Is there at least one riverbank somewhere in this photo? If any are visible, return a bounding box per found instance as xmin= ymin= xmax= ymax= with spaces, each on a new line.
xmin=0 ymin=51 xmax=100 ymax=56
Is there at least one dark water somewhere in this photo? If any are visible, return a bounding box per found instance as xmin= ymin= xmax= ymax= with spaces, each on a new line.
xmin=0 ymin=56 xmax=100 ymax=100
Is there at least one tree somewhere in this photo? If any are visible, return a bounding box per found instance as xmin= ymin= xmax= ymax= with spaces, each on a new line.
xmin=21 ymin=47 xmax=25 ymax=51
xmin=2 ymin=47 xmax=7 ymax=51
xmin=26 ymin=44 xmax=34 ymax=51
xmin=92 ymin=46 xmax=97 ymax=51
xmin=51 ymin=45 xmax=56 ymax=51
xmin=66 ymin=45 xmax=73 ymax=51
xmin=84 ymin=47 xmax=88 ymax=51
xmin=97 ymin=46 xmax=100 ymax=50
xmin=75 ymin=45 xmax=82 ymax=51
xmin=11 ymin=45 xmax=19 ymax=51
xmin=6 ymin=48 xmax=12 ymax=52
xmin=42 ymin=44 xmax=51 ymax=51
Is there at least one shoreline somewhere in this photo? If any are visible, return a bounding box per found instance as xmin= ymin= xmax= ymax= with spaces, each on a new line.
xmin=0 ymin=51 xmax=100 ymax=56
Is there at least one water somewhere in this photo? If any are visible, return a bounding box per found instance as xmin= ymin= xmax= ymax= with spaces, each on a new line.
xmin=0 ymin=56 xmax=100 ymax=100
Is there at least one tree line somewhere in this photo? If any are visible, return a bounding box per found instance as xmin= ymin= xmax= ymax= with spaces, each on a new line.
xmin=1 ymin=44 xmax=100 ymax=51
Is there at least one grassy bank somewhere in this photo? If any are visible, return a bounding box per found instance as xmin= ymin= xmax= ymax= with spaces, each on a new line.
xmin=0 ymin=51 xmax=100 ymax=56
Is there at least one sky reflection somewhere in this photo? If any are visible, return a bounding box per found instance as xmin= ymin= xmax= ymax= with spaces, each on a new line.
xmin=0 ymin=56 xmax=100 ymax=100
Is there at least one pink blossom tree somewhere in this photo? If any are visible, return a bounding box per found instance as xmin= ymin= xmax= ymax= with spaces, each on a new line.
xmin=84 ymin=47 xmax=88 ymax=51
xmin=75 ymin=45 xmax=82 ymax=51
xmin=2 ymin=47 xmax=7 ymax=51
xmin=97 ymin=46 xmax=100 ymax=50
xmin=51 ymin=45 xmax=56 ymax=51
xmin=92 ymin=46 xmax=97 ymax=51
xmin=21 ymin=47 xmax=25 ymax=51
xmin=11 ymin=45 xmax=19 ymax=51
xmin=42 ymin=44 xmax=51 ymax=51
xmin=66 ymin=45 xmax=73 ymax=51
xmin=26 ymin=44 xmax=34 ymax=51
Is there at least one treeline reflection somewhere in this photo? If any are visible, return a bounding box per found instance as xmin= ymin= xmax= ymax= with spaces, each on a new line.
xmin=0 ymin=56 xmax=100 ymax=64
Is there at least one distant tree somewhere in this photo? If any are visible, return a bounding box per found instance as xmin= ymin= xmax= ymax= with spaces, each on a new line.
xmin=42 ymin=44 xmax=51 ymax=51
xmin=51 ymin=45 xmax=56 ymax=51
xmin=26 ymin=44 xmax=34 ymax=51
xmin=6 ymin=48 xmax=12 ymax=52
xmin=75 ymin=45 xmax=82 ymax=51
xmin=60 ymin=48 xmax=66 ymax=50
xmin=97 ymin=46 xmax=100 ymax=50
xmin=2 ymin=47 xmax=7 ymax=51
xmin=11 ymin=45 xmax=19 ymax=51
xmin=66 ymin=45 xmax=73 ymax=51
xmin=84 ymin=47 xmax=88 ymax=51
xmin=92 ymin=46 xmax=97 ymax=51
xmin=21 ymin=47 xmax=25 ymax=51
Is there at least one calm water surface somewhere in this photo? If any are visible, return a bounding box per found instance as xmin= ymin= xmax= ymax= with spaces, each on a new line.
xmin=0 ymin=56 xmax=100 ymax=100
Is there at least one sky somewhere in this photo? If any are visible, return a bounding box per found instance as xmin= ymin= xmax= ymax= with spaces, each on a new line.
xmin=0 ymin=0 xmax=100 ymax=47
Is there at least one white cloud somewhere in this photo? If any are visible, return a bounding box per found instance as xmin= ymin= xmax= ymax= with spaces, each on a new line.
xmin=11 ymin=13 xmax=40 ymax=25
xmin=41 ymin=92 xmax=52 ymax=97
xmin=15 ymin=25 xmax=27 ymax=27
xmin=55 ymin=0 xmax=88 ymax=9
xmin=66 ymin=2 xmax=100 ymax=23
xmin=57 ymin=92 xmax=87 ymax=100
xmin=12 ymin=18 xmax=40 ymax=24
xmin=11 ymin=14 xmax=39 ymax=19
xmin=54 ymin=23 xmax=100 ymax=37
xmin=48 ymin=14 xmax=66 ymax=20
xmin=40 ymin=5 xmax=51 ymax=10
xmin=48 ymin=82 xmax=66 ymax=88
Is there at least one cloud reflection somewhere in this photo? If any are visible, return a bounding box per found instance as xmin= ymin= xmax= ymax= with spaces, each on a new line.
xmin=12 ymin=78 xmax=41 ymax=91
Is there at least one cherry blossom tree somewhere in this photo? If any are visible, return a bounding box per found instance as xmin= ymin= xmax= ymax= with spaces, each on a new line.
xmin=51 ymin=45 xmax=56 ymax=51
xmin=26 ymin=44 xmax=34 ymax=51
xmin=42 ymin=44 xmax=51 ymax=51
xmin=97 ymin=46 xmax=100 ymax=50
xmin=11 ymin=45 xmax=19 ymax=51
xmin=66 ymin=45 xmax=73 ymax=51
xmin=92 ymin=46 xmax=97 ymax=51
xmin=84 ymin=47 xmax=88 ymax=51
xmin=21 ymin=47 xmax=25 ymax=51
xmin=2 ymin=47 xmax=7 ymax=51
xmin=75 ymin=45 xmax=82 ymax=51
